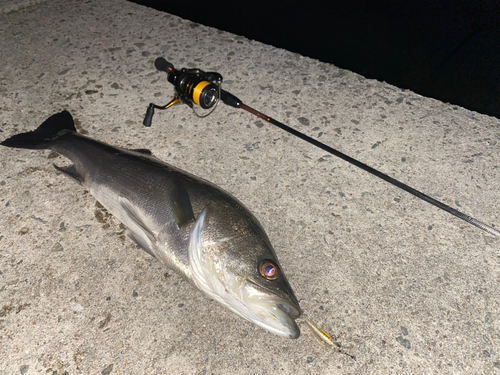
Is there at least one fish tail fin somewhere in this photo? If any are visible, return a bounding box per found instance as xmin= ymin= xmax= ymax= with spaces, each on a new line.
xmin=1 ymin=110 xmax=76 ymax=149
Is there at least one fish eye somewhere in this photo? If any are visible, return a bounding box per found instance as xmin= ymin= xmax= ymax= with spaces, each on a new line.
xmin=259 ymin=260 xmax=280 ymax=280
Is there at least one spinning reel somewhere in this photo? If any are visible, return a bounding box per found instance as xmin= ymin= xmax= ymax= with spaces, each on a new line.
xmin=143 ymin=58 xmax=242 ymax=127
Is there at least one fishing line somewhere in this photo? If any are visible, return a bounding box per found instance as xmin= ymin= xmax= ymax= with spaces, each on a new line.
xmin=144 ymin=57 xmax=500 ymax=239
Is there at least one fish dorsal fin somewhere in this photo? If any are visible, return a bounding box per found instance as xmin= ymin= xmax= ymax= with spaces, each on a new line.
xmin=169 ymin=176 xmax=195 ymax=228
xmin=118 ymin=196 xmax=157 ymax=248
xmin=131 ymin=148 xmax=153 ymax=155
xmin=53 ymin=164 xmax=83 ymax=185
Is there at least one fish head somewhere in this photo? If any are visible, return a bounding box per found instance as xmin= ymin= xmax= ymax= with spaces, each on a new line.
xmin=188 ymin=203 xmax=302 ymax=339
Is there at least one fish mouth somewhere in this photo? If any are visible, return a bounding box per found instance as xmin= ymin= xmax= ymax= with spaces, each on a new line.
xmin=243 ymin=279 xmax=302 ymax=339
xmin=276 ymin=302 xmax=302 ymax=319
xmin=192 ymin=269 xmax=302 ymax=338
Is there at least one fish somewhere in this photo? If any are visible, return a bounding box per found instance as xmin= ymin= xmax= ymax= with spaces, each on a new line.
xmin=1 ymin=110 xmax=302 ymax=339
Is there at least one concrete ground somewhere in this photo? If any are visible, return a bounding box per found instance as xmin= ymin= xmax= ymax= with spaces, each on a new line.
xmin=1 ymin=1 xmax=499 ymax=374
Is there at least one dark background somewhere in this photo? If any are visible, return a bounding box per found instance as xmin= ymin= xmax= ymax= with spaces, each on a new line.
xmin=129 ymin=0 xmax=500 ymax=119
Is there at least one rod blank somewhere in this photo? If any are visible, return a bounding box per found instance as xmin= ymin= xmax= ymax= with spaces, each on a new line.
xmin=237 ymin=102 xmax=500 ymax=238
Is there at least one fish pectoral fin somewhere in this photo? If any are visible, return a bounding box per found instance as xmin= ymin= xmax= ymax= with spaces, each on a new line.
xmin=118 ymin=196 xmax=157 ymax=246
xmin=169 ymin=177 xmax=195 ymax=228
xmin=126 ymin=229 xmax=158 ymax=260
xmin=53 ymin=164 xmax=83 ymax=185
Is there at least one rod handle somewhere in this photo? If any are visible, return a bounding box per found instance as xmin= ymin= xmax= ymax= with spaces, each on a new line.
xmin=154 ymin=57 xmax=174 ymax=73
xmin=220 ymin=90 xmax=242 ymax=108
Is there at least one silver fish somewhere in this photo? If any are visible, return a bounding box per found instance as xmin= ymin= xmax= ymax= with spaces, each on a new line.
xmin=1 ymin=111 xmax=302 ymax=338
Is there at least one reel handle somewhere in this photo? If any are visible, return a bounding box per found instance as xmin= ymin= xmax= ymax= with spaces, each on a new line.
xmin=143 ymin=104 xmax=155 ymax=127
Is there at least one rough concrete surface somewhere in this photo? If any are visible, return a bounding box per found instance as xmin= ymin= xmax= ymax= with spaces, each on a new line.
xmin=1 ymin=1 xmax=499 ymax=374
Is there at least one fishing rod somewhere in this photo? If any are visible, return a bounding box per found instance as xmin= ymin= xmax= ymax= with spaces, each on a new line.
xmin=144 ymin=57 xmax=500 ymax=239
